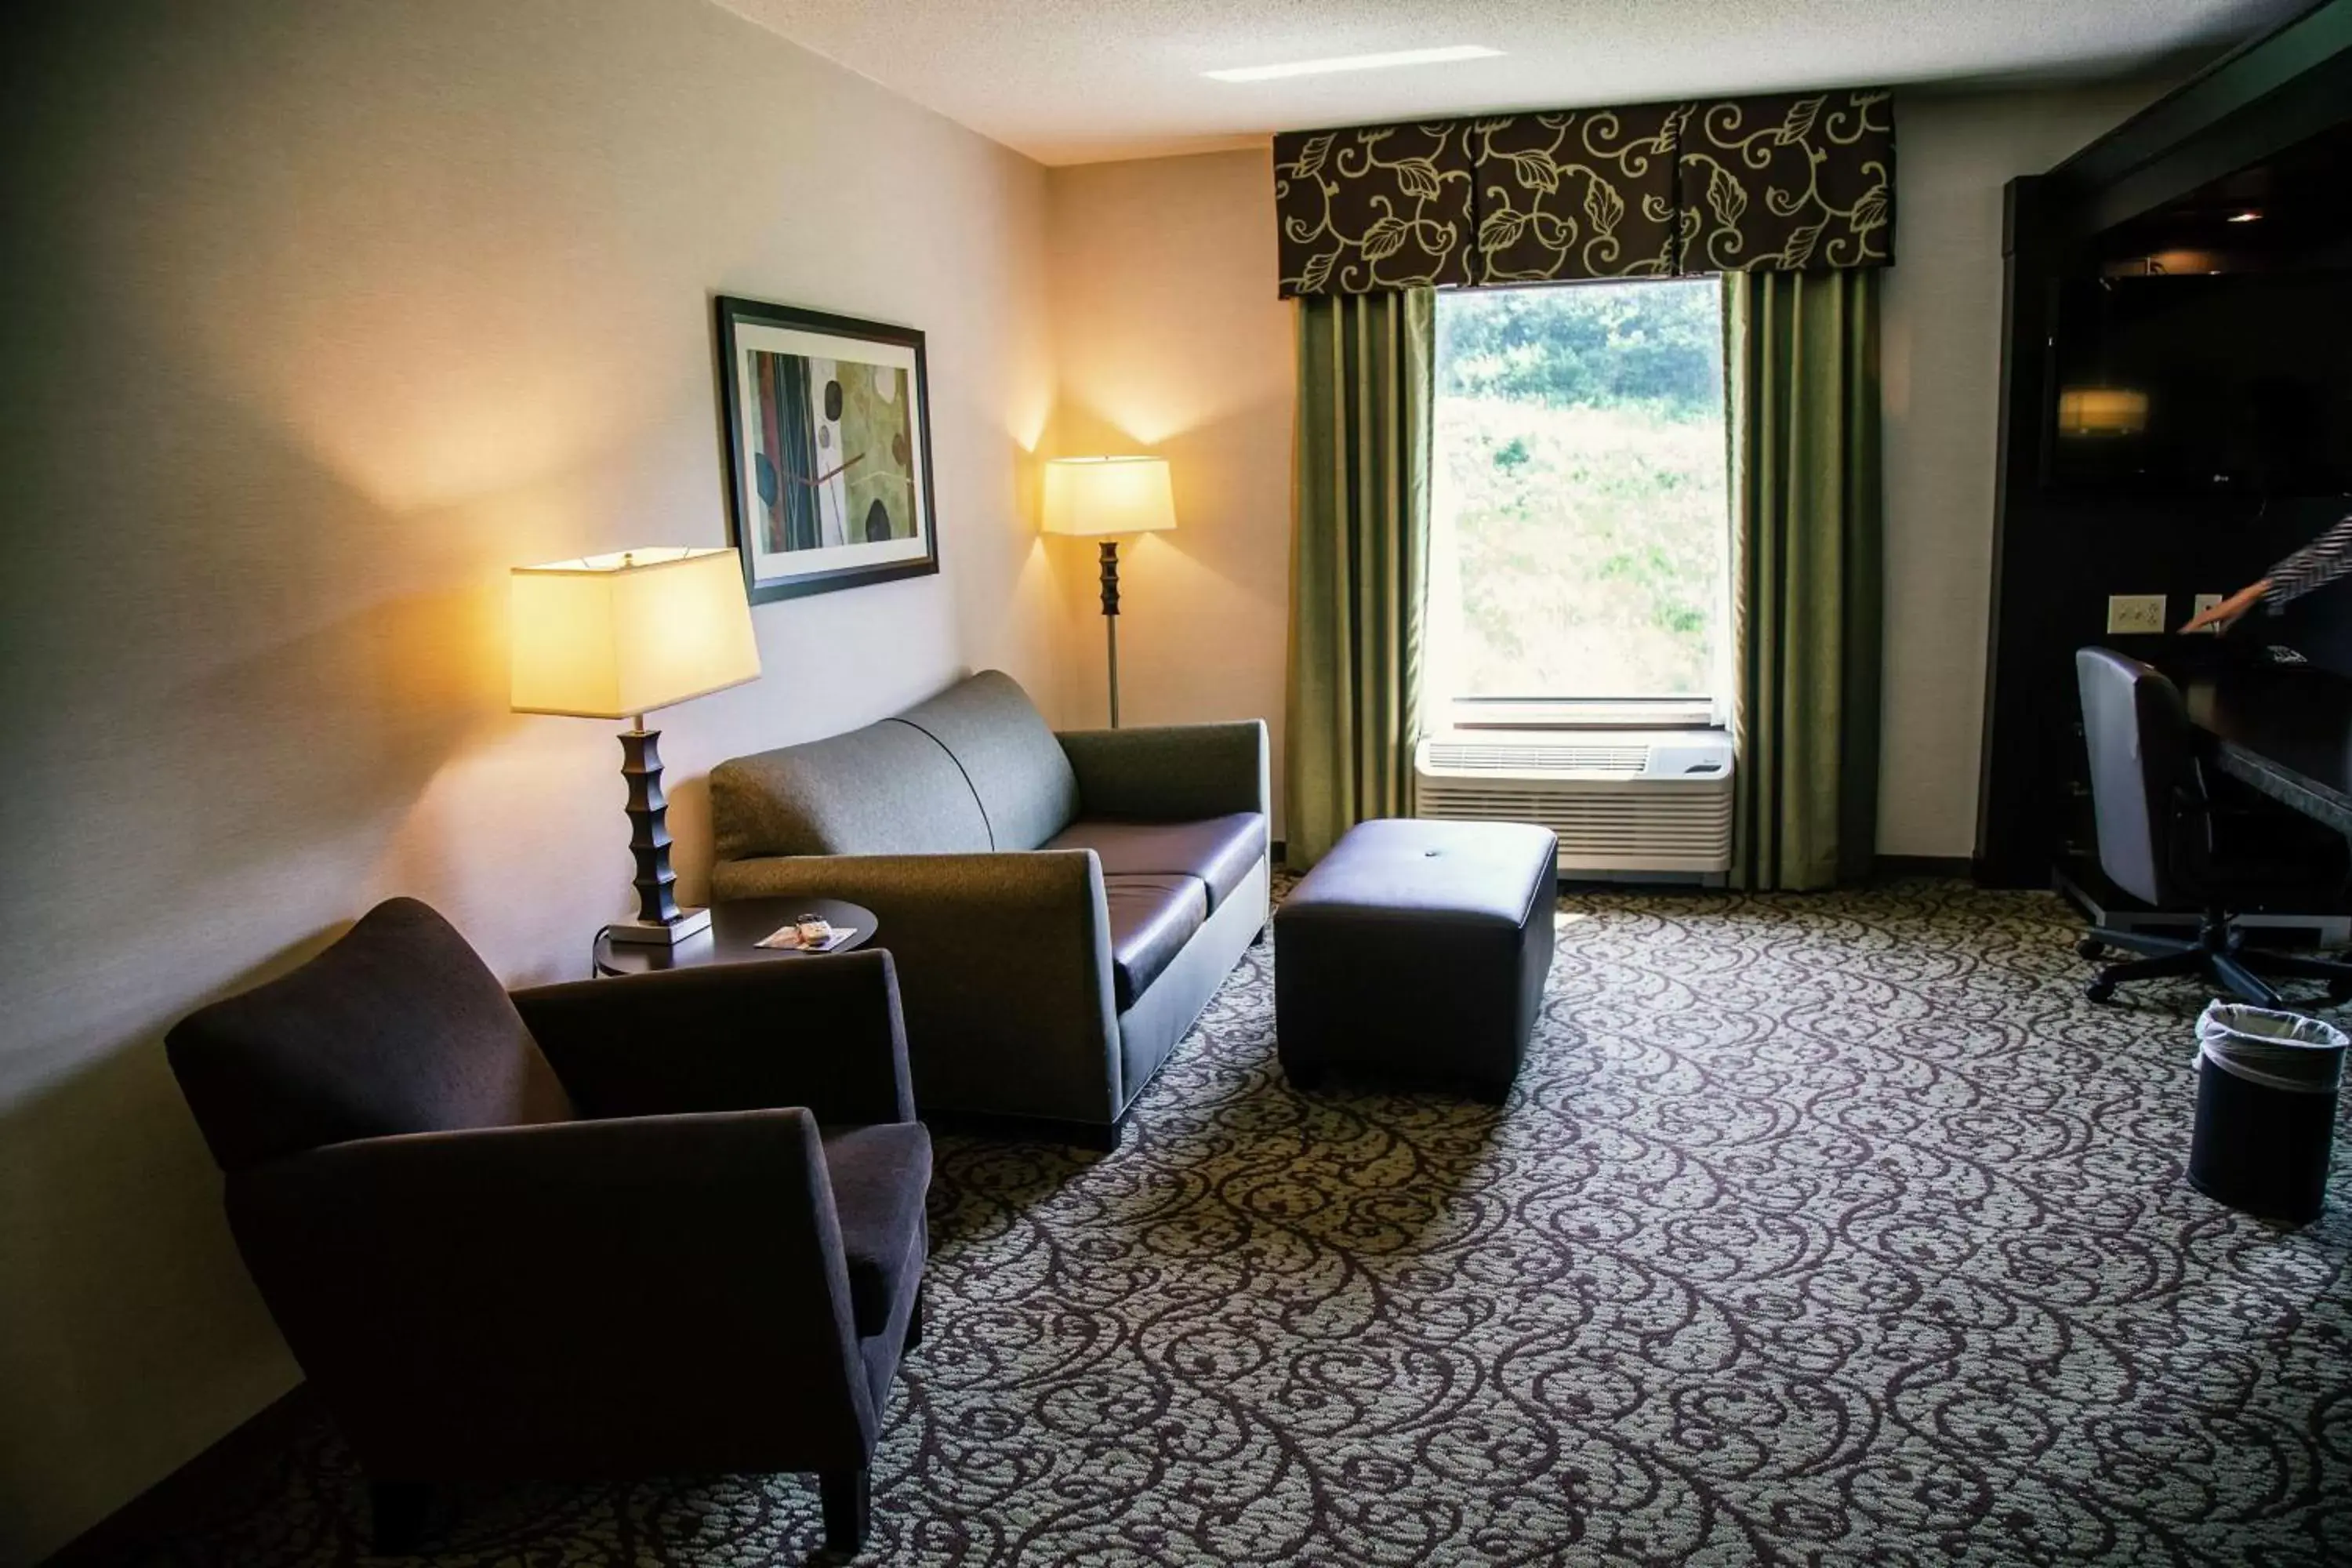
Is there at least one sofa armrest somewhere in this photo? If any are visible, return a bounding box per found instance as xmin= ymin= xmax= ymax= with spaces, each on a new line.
xmin=227 ymin=1109 xmax=880 ymax=1475
xmin=1057 ymin=720 xmax=1269 ymax=821
xmin=709 ymin=851 xmax=1122 ymax=1125
xmin=514 ymin=949 xmax=913 ymax=1127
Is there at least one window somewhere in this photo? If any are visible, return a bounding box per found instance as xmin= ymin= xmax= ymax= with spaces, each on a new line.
xmin=1429 ymin=278 xmax=1731 ymax=728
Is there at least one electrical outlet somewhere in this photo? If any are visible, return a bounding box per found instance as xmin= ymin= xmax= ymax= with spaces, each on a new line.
xmin=2106 ymin=593 xmax=2167 ymax=635
xmin=2190 ymin=592 xmax=2224 ymax=632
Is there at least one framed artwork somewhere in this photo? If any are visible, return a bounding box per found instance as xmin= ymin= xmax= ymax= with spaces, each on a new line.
xmin=714 ymin=296 xmax=940 ymax=603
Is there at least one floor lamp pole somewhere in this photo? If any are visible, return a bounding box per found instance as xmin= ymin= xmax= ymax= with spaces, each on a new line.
xmin=1098 ymin=539 xmax=1123 ymax=728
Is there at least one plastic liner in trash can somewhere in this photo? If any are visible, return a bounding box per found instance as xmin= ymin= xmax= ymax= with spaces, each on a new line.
xmin=2187 ymin=1001 xmax=2347 ymax=1225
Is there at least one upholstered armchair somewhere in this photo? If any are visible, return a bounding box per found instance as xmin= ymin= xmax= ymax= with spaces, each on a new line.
xmin=165 ymin=898 xmax=929 ymax=1556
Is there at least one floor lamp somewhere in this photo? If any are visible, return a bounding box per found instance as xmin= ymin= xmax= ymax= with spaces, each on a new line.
xmin=1042 ymin=456 xmax=1177 ymax=728
xmin=510 ymin=546 xmax=762 ymax=944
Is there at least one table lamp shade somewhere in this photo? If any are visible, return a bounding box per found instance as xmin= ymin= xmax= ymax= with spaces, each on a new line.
xmin=510 ymin=547 xmax=760 ymax=718
xmin=1041 ymin=456 xmax=1177 ymax=537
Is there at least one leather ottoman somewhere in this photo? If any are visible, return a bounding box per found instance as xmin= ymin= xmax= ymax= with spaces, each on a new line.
xmin=1276 ymin=818 xmax=1558 ymax=1103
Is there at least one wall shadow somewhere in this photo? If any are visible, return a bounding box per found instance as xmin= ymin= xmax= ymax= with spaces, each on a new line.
xmin=0 ymin=920 xmax=363 ymax=1560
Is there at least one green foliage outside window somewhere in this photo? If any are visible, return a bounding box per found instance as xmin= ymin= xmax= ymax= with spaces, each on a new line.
xmin=1439 ymin=281 xmax=1726 ymax=419
xmin=1432 ymin=280 xmax=1730 ymax=703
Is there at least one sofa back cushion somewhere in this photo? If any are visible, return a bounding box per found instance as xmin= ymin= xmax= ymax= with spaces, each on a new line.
xmin=713 ymin=717 xmax=992 ymax=859
xmin=889 ymin=670 xmax=1078 ymax=851
xmin=710 ymin=670 xmax=1076 ymax=859
xmin=166 ymin=898 xmax=575 ymax=1174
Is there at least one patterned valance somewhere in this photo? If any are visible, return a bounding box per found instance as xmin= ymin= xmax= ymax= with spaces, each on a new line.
xmin=1273 ymin=120 xmax=1476 ymax=296
xmin=1678 ymin=91 xmax=1893 ymax=273
xmin=1274 ymin=88 xmax=1893 ymax=298
xmin=1471 ymin=106 xmax=1679 ymax=285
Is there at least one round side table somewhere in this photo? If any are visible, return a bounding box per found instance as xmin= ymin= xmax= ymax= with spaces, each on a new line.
xmin=593 ymin=896 xmax=878 ymax=978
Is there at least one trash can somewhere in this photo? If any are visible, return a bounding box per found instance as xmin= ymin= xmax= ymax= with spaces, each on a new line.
xmin=2187 ymin=1001 xmax=2347 ymax=1225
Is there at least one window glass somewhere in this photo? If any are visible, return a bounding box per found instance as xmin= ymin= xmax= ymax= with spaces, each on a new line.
xmin=1430 ymin=279 xmax=1730 ymax=711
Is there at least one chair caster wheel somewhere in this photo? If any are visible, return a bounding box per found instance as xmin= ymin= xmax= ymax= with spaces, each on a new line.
xmin=2084 ymin=979 xmax=2116 ymax=1004
xmin=2328 ymin=978 xmax=2352 ymax=1006
xmin=2075 ymin=937 xmax=2105 ymax=960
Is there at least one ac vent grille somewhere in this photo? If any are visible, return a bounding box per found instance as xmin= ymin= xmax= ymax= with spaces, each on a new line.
xmin=1413 ymin=730 xmax=1735 ymax=876
xmin=1417 ymin=786 xmax=1733 ymax=851
xmin=1423 ymin=741 xmax=1647 ymax=775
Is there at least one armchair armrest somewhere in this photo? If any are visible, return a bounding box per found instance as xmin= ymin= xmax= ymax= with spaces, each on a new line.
xmin=1057 ymin=720 xmax=1269 ymax=820
xmin=709 ymin=851 xmax=1121 ymax=1124
xmin=226 ymin=1109 xmax=878 ymax=1476
xmin=514 ymin=949 xmax=913 ymax=1126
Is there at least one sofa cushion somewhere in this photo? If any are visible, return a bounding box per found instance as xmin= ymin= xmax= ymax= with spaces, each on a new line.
xmin=820 ymin=1121 xmax=932 ymax=1338
xmin=166 ymin=898 xmax=575 ymax=1174
xmin=1046 ymin=812 xmax=1268 ymax=912
xmin=889 ymin=670 xmax=1079 ymax=851
xmin=711 ymin=719 xmax=992 ymax=859
xmin=1102 ymin=873 xmax=1210 ymax=1011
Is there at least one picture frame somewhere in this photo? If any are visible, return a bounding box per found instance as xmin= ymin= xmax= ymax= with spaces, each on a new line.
xmin=713 ymin=295 xmax=941 ymax=603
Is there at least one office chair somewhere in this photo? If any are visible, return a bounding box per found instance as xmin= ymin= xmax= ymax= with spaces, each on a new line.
xmin=2073 ymin=647 xmax=2352 ymax=1006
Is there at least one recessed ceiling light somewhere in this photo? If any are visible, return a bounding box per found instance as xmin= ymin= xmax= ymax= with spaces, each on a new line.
xmin=1203 ymin=45 xmax=1501 ymax=84
xmin=2227 ymin=209 xmax=2263 ymax=223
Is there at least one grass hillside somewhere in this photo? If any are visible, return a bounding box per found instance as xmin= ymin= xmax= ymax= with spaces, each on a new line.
xmin=1432 ymin=394 xmax=1727 ymax=699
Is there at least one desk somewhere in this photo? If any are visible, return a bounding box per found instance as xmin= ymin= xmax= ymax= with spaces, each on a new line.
xmin=2181 ymin=663 xmax=2352 ymax=837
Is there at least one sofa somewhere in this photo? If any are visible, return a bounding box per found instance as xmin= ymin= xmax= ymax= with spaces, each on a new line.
xmin=711 ymin=670 xmax=1269 ymax=1146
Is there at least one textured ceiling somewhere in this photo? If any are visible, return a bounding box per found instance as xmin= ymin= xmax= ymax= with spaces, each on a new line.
xmin=712 ymin=0 xmax=2303 ymax=165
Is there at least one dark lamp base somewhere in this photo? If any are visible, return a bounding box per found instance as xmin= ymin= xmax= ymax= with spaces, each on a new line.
xmin=604 ymin=907 xmax=713 ymax=946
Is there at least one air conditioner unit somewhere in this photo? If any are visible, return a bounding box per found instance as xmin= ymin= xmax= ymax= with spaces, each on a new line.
xmin=1413 ymin=729 xmax=1734 ymax=880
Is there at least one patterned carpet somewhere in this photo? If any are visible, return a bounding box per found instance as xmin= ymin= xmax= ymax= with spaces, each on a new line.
xmin=115 ymin=880 xmax=2350 ymax=1566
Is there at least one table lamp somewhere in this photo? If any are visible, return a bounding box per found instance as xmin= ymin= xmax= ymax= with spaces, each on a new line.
xmin=1042 ymin=455 xmax=1176 ymax=728
xmin=510 ymin=546 xmax=761 ymax=945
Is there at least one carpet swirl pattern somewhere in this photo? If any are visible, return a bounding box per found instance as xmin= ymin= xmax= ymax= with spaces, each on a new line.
xmin=118 ymin=881 xmax=2350 ymax=1565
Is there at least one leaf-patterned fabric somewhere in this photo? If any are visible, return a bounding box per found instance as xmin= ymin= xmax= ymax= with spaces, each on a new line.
xmin=1471 ymin=106 xmax=1679 ymax=285
xmin=1274 ymin=122 xmax=1475 ymax=297
xmin=1679 ymin=90 xmax=1894 ymax=273
xmin=1274 ymin=89 xmax=1894 ymax=295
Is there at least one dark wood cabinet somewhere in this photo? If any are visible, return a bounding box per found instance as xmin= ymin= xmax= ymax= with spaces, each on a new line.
xmin=1973 ymin=3 xmax=2352 ymax=887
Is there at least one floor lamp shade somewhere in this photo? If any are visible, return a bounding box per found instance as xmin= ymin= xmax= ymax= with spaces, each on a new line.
xmin=1041 ymin=456 xmax=1178 ymax=538
xmin=1041 ymin=457 xmax=1175 ymax=728
xmin=510 ymin=546 xmax=761 ymax=946
xmin=510 ymin=546 xmax=761 ymax=719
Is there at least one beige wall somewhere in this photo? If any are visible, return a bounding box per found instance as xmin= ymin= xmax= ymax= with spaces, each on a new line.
xmin=1043 ymin=151 xmax=1297 ymax=823
xmin=0 ymin=1 xmax=1057 ymax=1558
xmin=1876 ymin=78 xmax=2177 ymax=858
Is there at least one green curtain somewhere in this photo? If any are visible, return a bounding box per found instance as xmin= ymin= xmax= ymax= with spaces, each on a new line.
xmin=1723 ymin=267 xmax=1884 ymax=891
xmin=1284 ymin=289 xmax=1435 ymax=869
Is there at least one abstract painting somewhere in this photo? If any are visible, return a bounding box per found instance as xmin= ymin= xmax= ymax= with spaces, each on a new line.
xmin=716 ymin=296 xmax=939 ymax=602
